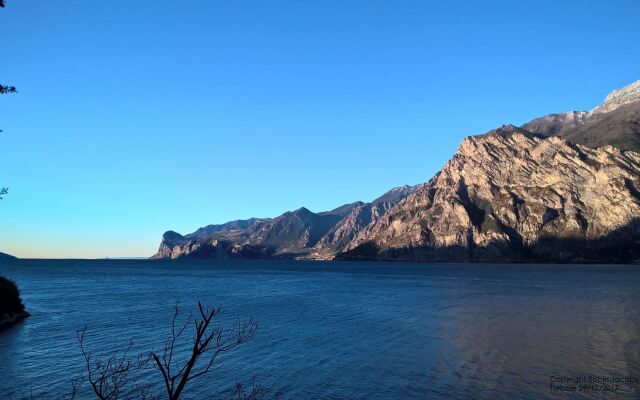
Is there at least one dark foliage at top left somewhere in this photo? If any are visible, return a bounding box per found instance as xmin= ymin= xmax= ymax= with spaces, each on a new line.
xmin=0 ymin=84 xmax=17 ymax=93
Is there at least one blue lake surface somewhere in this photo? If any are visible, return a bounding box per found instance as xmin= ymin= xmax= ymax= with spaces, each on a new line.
xmin=1 ymin=259 xmax=639 ymax=399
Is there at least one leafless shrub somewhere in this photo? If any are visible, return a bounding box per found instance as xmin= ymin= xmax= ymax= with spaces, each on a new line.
xmin=230 ymin=377 xmax=264 ymax=400
xmin=66 ymin=377 xmax=84 ymax=400
xmin=74 ymin=302 xmax=262 ymax=400
xmin=77 ymin=326 xmax=151 ymax=400
xmin=150 ymin=301 xmax=260 ymax=400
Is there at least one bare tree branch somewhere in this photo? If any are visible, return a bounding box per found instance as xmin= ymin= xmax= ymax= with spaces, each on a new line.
xmin=61 ymin=376 xmax=84 ymax=400
xmin=230 ymin=376 xmax=264 ymax=400
xmin=76 ymin=325 xmax=150 ymax=400
xmin=75 ymin=302 xmax=261 ymax=400
xmin=150 ymin=302 xmax=259 ymax=400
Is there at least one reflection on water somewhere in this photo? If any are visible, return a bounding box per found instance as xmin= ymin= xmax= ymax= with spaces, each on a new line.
xmin=0 ymin=260 xmax=638 ymax=399
xmin=440 ymin=273 xmax=640 ymax=399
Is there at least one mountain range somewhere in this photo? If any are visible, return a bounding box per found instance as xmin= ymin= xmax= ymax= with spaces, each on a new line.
xmin=152 ymin=80 xmax=640 ymax=263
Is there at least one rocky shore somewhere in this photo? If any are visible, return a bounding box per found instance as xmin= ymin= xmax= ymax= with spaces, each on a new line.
xmin=0 ymin=310 xmax=30 ymax=330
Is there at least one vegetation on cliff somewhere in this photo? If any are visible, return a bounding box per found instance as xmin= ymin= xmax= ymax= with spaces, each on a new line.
xmin=0 ymin=276 xmax=29 ymax=329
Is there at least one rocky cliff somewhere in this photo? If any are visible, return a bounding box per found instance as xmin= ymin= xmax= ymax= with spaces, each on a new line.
xmin=152 ymin=80 xmax=640 ymax=263
xmin=340 ymin=126 xmax=640 ymax=262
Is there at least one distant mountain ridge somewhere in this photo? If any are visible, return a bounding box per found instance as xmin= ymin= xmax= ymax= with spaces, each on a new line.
xmin=0 ymin=251 xmax=17 ymax=261
xmin=152 ymin=185 xmax=421 ymax=260
xmin=153 ymin=80 xmax=640 ymax=263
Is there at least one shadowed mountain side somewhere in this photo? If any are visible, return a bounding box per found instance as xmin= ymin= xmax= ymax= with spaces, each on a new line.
xmin=337 ymin=217 xmax=640 ymax=263
xmin=185 ymin=218 xmax=270 ymax=241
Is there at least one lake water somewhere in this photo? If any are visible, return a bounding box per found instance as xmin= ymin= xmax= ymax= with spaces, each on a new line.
xmin=1 ymin=259 xmax=639 ymax=399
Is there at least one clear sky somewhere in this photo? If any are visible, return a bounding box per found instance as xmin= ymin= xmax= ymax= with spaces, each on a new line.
xmin=1 ymin=0 xmax=639 ymax=258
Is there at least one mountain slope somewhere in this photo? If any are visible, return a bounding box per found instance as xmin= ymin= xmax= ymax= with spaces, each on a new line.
xmin=186 ymin=218 xmax=269 ymax=241
xmin=339 ymin=126 xmax=640 ymax=262
xmin=307 ymin=185 xmax=423 ymax=259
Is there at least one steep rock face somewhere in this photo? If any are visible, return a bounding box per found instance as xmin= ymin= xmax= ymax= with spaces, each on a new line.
xmin=340 ymin=126 xmax=640 ymax=262
xmin=151 ymin=231 xmax=196 ymax=259
xmin=307 ymin=185 xmax=422 ymax=259
xmin=524 ymin=80 xmax=640 ymax=152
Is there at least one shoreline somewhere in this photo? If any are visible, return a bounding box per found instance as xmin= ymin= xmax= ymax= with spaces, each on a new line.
xmin=0 ymin=311 xmax=30 ymax=331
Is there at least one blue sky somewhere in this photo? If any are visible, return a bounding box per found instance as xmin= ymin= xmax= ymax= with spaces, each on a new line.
xmin=1 ymin=0 xmax=639 ymax=258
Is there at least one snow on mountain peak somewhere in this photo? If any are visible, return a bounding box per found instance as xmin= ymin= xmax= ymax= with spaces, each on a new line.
xmin=592 ymin=80 xmax=640 ymax=114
